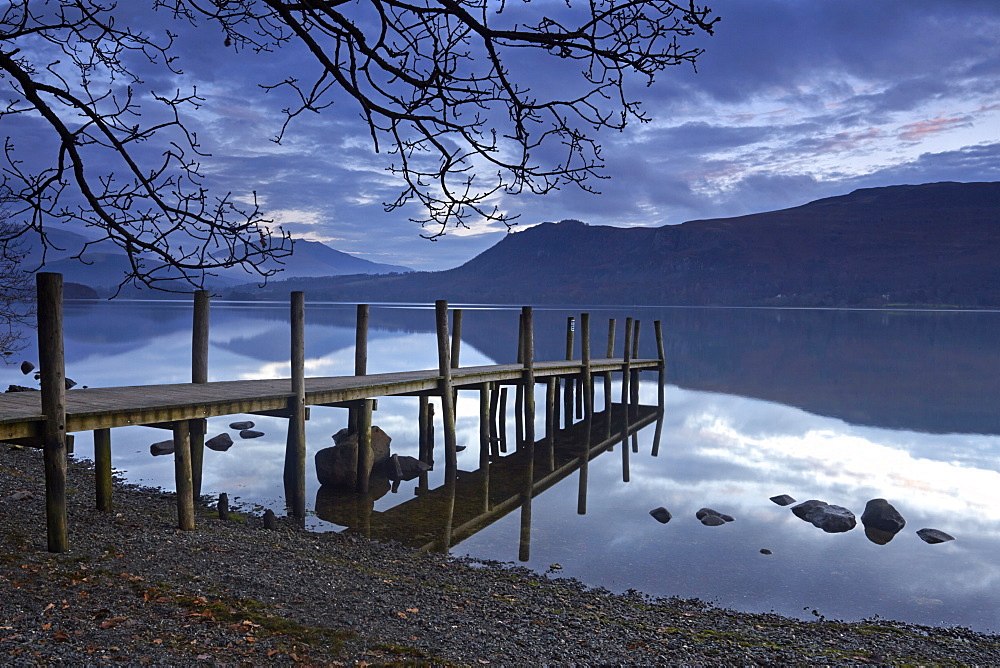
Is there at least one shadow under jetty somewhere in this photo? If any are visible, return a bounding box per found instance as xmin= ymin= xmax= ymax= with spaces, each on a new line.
xmin=315 ymin=403 xmax=661 ymax=553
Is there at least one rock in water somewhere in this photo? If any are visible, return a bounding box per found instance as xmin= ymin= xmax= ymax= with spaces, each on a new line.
xmin=696 ymin=508 xmax=734 ymax=525
xmin=239 ymin=429 xmax=264 ymax=439
xmin=649 ymin=507 xmax=672 ymax=524
xmin=262 ymin=509 xmax=277 ymax=530
xmin=316 ymin=426 xmax=393 ymax=489
xmin=917 ymin=528 xmax=955 ymax=544
xmin=387 ymin=454 xmax=431 ymax=481
xmin=64 ymin=377 xmax=77 ymax=390
xmin=791 ymin=500 xmax=856 ymax=533
xmin=205 ymin=433 xmax=234 ymax=452
xmin=229 ymin=420 xmax=255 ymax=431
xmin=19 ymin=361 xmax=34 ymax=375
xmin=769 ymin=494 xmax=796 ymax=506
xmin=861 ymin=498 xmax=906 ymax=544
xmin=150 ymin=440 xmax=174 ymax=456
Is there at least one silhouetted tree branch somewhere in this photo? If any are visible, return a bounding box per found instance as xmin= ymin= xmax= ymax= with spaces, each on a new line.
xmin=0 ymin=191 xmax=33 ymax=357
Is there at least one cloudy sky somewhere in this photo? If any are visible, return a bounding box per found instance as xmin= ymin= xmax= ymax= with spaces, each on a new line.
xmin=8 ymin=0 xmax=1000 ymax=272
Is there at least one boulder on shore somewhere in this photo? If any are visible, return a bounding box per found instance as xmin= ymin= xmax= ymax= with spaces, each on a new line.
xmin=791 ymin=500 xmax=856 ymax=533
xmin=316 ymin=426 xmax=392 ymax=489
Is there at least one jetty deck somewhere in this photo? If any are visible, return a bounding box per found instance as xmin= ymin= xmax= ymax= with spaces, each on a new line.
xmin=0 ymin=359 xmax=659 ymax=441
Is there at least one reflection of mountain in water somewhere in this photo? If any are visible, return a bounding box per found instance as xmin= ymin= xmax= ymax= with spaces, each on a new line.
xmin=58 ymin=302 xmax=1000 ymax=435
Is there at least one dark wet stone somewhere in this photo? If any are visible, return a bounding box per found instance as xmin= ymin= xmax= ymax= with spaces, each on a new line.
xmin=229 ymin=420 xmax=255 ymax=431
xmin=696 ymin=508 xmax=733 ymax=525
xmin=917 ymin=528 xmax=955 ymax=544
xmin=770 ymin=494 xmax=796 ymax=506
xmin=262 ymin=509 xmax=277 ymax=530
xmin=760 ymin=548 xmax=772 ymax=555
xmin=317 ymin=426 xmax=392 ymax=489
xmin=861 ymin=498 xmax=906 ymax=540
xmin=150 ymin=440 xmax=174 ymax=456
xmin=19 ymin=361 xmax=34 ymax=375
xmin=649 ymin=507 xmax=672 ymax=524
xmin=239 ymin=429 xmax=265 ymax=439
xmin=388 ymin=454 xmax=431 ymax=481
xmin=6 ymin=385 xmax=37 ymax=393
xmin=791 ymin=500 xmax=856 ymax=533
xmin=205 ymin=433 xmax=235 ymax=452
xmin=65 ymin=377 xmax=77 ymax=390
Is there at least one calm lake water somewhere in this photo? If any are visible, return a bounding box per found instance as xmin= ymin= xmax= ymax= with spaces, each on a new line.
xmin=4 ymin=300 xmax=1000 ymax=632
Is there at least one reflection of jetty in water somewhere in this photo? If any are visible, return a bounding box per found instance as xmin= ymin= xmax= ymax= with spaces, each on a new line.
xmin=316 ymin=403 xmax=662 ymax=558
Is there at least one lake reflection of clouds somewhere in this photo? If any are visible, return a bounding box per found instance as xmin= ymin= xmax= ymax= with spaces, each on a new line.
xmin=5 ymin=301 xmax=1000 ymax=632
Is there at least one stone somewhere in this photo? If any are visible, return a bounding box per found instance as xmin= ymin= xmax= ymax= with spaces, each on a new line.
xmin=217 ymin=493 xmax=230 ymax=521
xmin=791 ymin=499 xmax=856 ymax=533
xmin=19 ymin=361 xmax=34 ymax=375
xmin=262 ymin=508 xmax=277 ymax=530
xmin=770 ymin=494 xmax=796 ymax=506
xmin=6 ymin=385 xmax=37 ymax=393
xmin=696 ymin=508 xmax=734 ymax=525
xmin=150 ymin=439 xmax=174 ymax=456
xmin=861 ymin=498 xmax=906 ymax=540
xmin=6 ymin=490 xmax=34 ymax=501
xmin=917 ymin=528 xmax=955 ymax=544
xmin=229 ymin=420 xmax=255 ymax=430
xmin=64 ymin=377 xmax=77 ymax=390
xmin=760 ymin=548 xmax=772 ymax=555
xmin=649 ymin=507 xmax=672 ymax=524
xmin=316 ymin=426 xmax=392 ymax=489
xmin=239 ymin=429 xmax=265 ymax=439
xmin=205 ymin=433 xmax=234 ymax=452
xmin=388 ymin=455 xmax=431 ymax=481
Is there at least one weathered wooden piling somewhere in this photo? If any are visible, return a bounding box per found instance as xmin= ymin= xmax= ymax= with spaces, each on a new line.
xmin=37 ymin=273 xmax=68 ymax=552
xmin=578 ymin=312 xmax=592 ymax=515
xmin=499 ymin=387 xmax=508 ymax=453
xmin=283 ymin=291 xmax=307 ymax=518
xmin=348 ymin=304 xmax=369 ymax=433
xmin=630 ymin=320 xmax=641 ymax=453
xmin=564 ymin=316 xmax=575 ymax=429
xmin=451 ymin=308 xmax=463 ymax=369
xmin=488 ymin=385 xmax=500 ymax=458
xmin=356 ymin=399 xmax=374 ymax=493
xmin=620 ymin=317 xmax=633 ymax=482
xmin=93 ymin=428 xmax=113 ymax=512
xmin=172 ymin=420 xmax=195 ymax=530
xmin=604 ymin=318 xmax=616 ymax=439
xmin=435 ymin=300 xmax=459 ymax=470
xmin=190 ymin=290 xmax=210 ymax=499
xmin=653 ymin=320 xmax=666 ymax=457
xmin=515 ymin=313 xmax=525 ymax=448
xmin=545 ymin=378 xmax=557 ymax=470
xmin=518 ymin=306 xmax=536 ymax=562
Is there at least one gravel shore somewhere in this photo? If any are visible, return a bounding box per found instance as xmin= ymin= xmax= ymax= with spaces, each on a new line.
xmin=1 ymin=445 xmax=998 ymax=666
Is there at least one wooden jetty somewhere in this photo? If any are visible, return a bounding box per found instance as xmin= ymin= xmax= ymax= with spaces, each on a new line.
xmin=2 ymin=273 xmax=665 ymax=552
xmin=315 ymin=403 xmax=662 ymax=556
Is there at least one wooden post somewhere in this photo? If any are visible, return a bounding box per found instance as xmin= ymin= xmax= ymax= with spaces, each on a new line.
xmin=37 ymin=272 xmax=68 ymax=553
xmin=620 ymin=317 xmax=633 ymax=482
xmin=515 ymin=313 xmax=524 ymax=449
xmin=349 ymin=304 xmax=369 ymax=433
xmin=94 ymin=428 xmax=113 ymax=512
xmin=283 ymin=291 xmax=307 ymax=518
xmin=172 ymin=420 xmax=195 ymax=530
xmin=418 ymin=395 xmax=430 ymax=464
xmin=519 ymin=306 xmax=536 ymax=562
xmin=604 ymin=318 xmax=616 ymax=439
xmin=578 ymin=312 xmax=592 ymax=515
xmin=630 ymin=320 xmax=641 ymax=453
xmin=190 ymin=290 xmax=210 ymax=499
xmin=479 ymin=383 xmax=491 ymax=469
xmin=499 ymin=387 xmax=508 ymax=453
xmin=451 ymin=308 xmax=463 ymax=369
xmin=356 ymin=399 xmax=374 ymax=493
xmin=564 ymin=316 xmax=575 ymax=428
xmin=545 ymin=378 xmax=556 ymax=471
xmin=489 ymin=385 xmax=500 ymax=458
xmin=653 ymin=320 xmax=666 ymax=457
xmin=435 ymin=300 xmax=459 ymax=470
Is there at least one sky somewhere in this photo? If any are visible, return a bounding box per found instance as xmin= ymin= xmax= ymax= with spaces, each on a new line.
xmin=6 ymin=0 xmax=1000 ymax=272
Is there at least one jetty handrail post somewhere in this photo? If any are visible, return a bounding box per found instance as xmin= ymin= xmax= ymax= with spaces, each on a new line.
xmin=435 ymin=300 xmax=459 ymax=471
xmin=190 ymin=289 xmax=210 ymax=499
xmin=652 ymin=320 xmax=666 ymax=457
xmin=172 ymin=420 xmax=196 ymax=530
xmin=563 ymin=316 xmax=575 ymax=429
xmin=36 ymin=272 xmax=68 ymax=552
xmin=620 ymin=317 xmax=633 ymax=482
xmin=518 ymin=306 xmax=536 ymax=562
xmin=604 ymin=318 xmax=616 ymax=439
xmin=283 ymin=291 xmax=307 ymax=518
xmin=94 ymin=428 xmax=113 ymax=512
xmin=577 ymin=312 xmax=592 ymax=515
xmin=630 ymin=320 xmax=641 ymax=453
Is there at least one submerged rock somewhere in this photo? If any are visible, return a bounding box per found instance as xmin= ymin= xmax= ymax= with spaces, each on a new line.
xmin=205 ymin=433 xmax=235 ymax=452
xmin=229 ymin=420 xmax=255 ymax=431
xmin=239 ymin=429 xmax=264 ymax=439
xmin=649 ymin=507 xmax=672 ymax=524
xmin=696 ymin=508 xmax=734 ymax=526
xmin=917 ymin=528 xmax=955 ymax=544
xmin=791 ymin=500 xmax=856 ymax=533
xmin=861 ymin=498 xmax=906 ymax=544
xmin=316 ymin=426 xmax=392 ymax=489
xmin=150 ymin=440 xmax=174 ymax=456
xmin=769 ymin=494 xmax=796 ymax=506
xmin=19 ymin=361 xmax=34 ymax=375
xmin=388 ymin=454 xmax=431 ymax=481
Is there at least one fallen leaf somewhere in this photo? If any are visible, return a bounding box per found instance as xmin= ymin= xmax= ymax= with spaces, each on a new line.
xmin=396 ymin=612 xmax=407 ymax=619
xmin=406 ymin=608 xmax=419 ymax=613
xmin=52 ymin=630 xmax=69 ymax=642
xmin=153 ymin=638 xmax=163 ymax=645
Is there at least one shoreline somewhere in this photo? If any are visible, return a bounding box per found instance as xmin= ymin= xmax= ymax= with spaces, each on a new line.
xmin=2 ymin=445 xmax=998 ymax=666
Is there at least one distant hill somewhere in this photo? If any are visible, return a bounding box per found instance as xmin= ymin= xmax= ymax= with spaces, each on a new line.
xmin=225 ymin=181 xmax=1000 ymax=307
xmin=16 ymin=230 xmax=410 ymax=296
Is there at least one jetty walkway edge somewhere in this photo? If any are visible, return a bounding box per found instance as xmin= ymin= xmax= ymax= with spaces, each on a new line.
xmin=5 ymin=273 xmax=667 ymax=552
